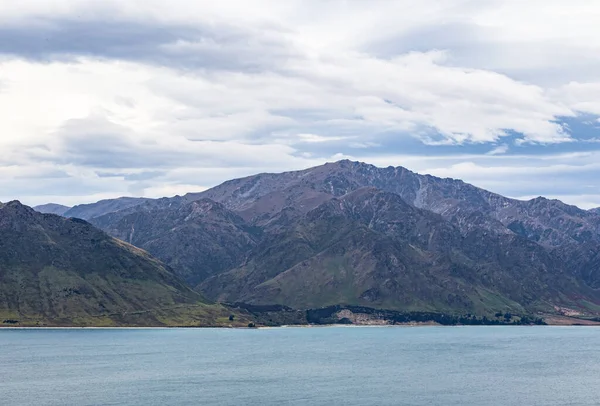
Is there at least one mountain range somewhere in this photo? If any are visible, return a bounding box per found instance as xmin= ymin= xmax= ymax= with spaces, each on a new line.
xmin=21 ymin=160 xmax=600 ymax=325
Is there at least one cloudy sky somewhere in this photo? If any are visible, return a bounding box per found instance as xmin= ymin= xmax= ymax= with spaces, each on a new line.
xmin=1 ymin=0 xmax=600 ymax=209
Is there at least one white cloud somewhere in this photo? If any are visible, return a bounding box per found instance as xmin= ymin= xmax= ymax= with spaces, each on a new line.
xmin=295 ymin=133 xmax=350 ymax=143
xmin=554 ymin=82 xmax=600 ymax=115
xmin=487 ymin=144 xmax=509 ymax=155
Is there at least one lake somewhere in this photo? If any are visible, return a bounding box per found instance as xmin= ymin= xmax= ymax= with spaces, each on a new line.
xmin=1 ymin=326 xmax=599 ymax=405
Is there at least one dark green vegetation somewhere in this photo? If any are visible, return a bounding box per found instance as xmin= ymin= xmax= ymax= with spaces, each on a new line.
xmin=304 ymin=305 xmax=546 ymax=326
xmin=26 ymin=160 xmax=600 ymax=325
xmin=0 ymin=201 xmax=251 ymax=327
xmin=225 ymin=303 xmax=545 ymax=326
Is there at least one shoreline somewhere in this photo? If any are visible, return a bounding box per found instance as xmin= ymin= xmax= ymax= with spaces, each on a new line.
xmin=4 ymin=311 xmax=599 ymax=329
xmin=3 ymin=323 xmax=600 ymax=330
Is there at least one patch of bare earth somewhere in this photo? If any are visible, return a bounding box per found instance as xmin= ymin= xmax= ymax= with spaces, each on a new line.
xmin=335 ymin=309 xmax=439 ymax=326
xmin=543 ymin=315 xmax=600 ymax=326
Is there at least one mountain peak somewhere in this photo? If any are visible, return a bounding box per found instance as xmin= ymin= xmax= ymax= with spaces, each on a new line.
xmin=329 ymin=159 xmax=365 ymax=168
xmin=5 ymin=199 xmax=24 ymax=206
xmin=0 ymin=200 xmax=36 ymax=216
xmin=33 ymin=203 xmax=72 ymax=216
xmin=326 ymin=159 xmax=411 ymax=174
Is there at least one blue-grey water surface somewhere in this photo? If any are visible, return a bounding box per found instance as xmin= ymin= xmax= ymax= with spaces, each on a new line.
xmin=2 ymin=326 xmax=600 ymax=405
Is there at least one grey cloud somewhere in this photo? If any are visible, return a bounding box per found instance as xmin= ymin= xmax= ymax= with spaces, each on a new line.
xmin=0 ymin=18 xmax=300 ymax=72
xmin=366 ymin=22 xmax=488 ymax=58
xmin=365 ymin=22 xmax=600 ymax=86
xmin=54 ymin=117 xmax=145 ymax=168
xmin=96 ymin=171 xmax=166 ymax=181
xmin=0 ymin=173 xmax=118 ymax=199
xmin=29 ymin=114 xmax=302 ymax=170
xmin=13 ymin=169 xmax=71 ymax=180
xmin=24 ymin=116 xmax=173 ymax=169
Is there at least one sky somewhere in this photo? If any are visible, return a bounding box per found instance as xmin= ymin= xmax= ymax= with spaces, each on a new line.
xmin=1 ymin=0 xmax=600 ymax=209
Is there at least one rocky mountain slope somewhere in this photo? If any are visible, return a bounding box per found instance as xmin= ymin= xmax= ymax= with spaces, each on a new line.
xmin=0 ymin=201 xmax=249 ymax=327
xmin=95 ymin=198 xmax=260 ymax=285
xmin=35 ymin=160 xmax=600 ymax=319
xmin=200 ymin=188 xmax=595 ymax=314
